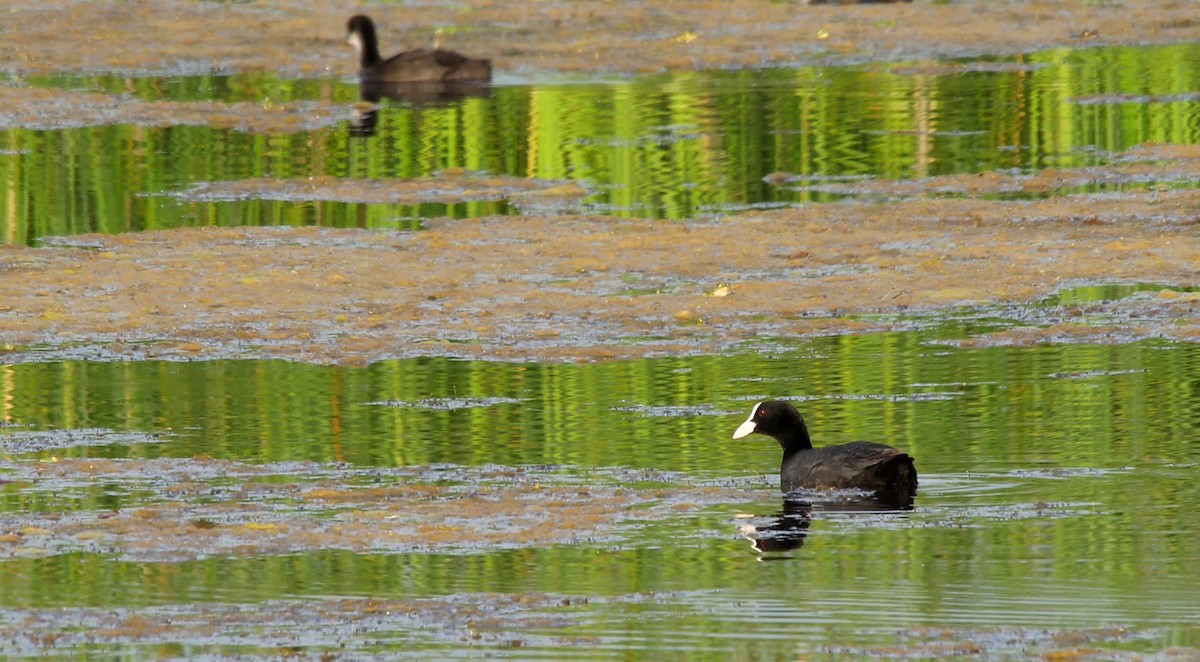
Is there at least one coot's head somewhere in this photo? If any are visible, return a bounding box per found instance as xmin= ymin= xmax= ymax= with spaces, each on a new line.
xmin=733 ymin=400 xmax=812 ymax=450
xmin=346 ymin=14 xmax=377 ymax=54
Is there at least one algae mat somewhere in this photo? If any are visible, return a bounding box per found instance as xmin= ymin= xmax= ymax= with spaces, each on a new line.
xmin=5 ymin=1 xmax=1200 ymax=78
xmin=2 ymin=183 xmax=1198 ymax=363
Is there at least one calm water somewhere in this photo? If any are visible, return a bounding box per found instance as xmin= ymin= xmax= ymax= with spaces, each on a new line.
xmin=3 ymin=40 xmax=1200 ymax=658
xmin=6 ymin=43 xmax=1200 ymax=244
xmin=2 ymin=327 xmax=1199 ymax=657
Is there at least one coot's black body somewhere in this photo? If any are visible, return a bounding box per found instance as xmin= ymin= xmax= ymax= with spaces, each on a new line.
xmin=346 ymin=15 xmax=492 ymax=84
xmin=733 ymin=400 xmax=918 ymax=504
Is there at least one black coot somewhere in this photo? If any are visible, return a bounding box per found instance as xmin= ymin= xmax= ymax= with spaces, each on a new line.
xmin=733 ymin=400 xmax=918 ymax=503
xmin=346 ymin=15 xmax=492 ymax=84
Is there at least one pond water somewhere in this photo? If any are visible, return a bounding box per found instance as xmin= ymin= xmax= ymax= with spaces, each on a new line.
xmin=2 ymin=322 xmax=1199 ymax=657
xmin=6 ymin=42 xmax=1200 ymax=245
xmin=3 ymin=38 xmax=1200 ymax=658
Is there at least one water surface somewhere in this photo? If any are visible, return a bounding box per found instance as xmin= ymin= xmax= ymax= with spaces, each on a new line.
xmin=7 ymin=43 xmax=1200 ymax=244
xmin=3 ymin=36 xmax=1200 ymax=659
xmin=2 ymin=329 xmax=1197 ymax=657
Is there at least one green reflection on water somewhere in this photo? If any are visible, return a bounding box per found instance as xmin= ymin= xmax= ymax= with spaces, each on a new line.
xmin=1 ymin=336 xmax=1198 ymax=470
xmin=7 ymin=43 xmax=1200 ymax=244
xmin=1 ymin=333 xmax=1198 ymax=655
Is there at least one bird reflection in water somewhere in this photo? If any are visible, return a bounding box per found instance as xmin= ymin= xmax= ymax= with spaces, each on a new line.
xmin=737 ymin=499 xmax=813 ymax=557
xmin=350 ymin=81 xmax=492 ymax=137
xmin=737 ymin=493 xmax=913 ymax=559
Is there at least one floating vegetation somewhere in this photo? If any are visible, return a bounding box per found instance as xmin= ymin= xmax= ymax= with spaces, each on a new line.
xmin=173 ymin=173 xmax=586 ymax=207
xmin=767 ymin=147 xmax=1200 ymax=199
xmin=0 ymin=429 xmax=169 ymax=454
xmin=367 ymin=397 xmax=525 ymax=410
xmin=0 ymin=458 xmax=758 ymax=561
xmin=3 ymin=178 xmax=1200 ymax=364
xmin=0 ymin=85 xmax=350 ymax=134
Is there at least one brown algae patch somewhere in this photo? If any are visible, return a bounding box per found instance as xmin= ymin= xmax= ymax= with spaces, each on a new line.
xmin=766 ymin=143 xmax=1200 ymax=198
xmin=175 ymin=172 xmax=589 ymax=206
xmin=1120 ymin=142 xmax=1200 ymax=162
xmin=0 ymin=457 xmax=754 ymax=561
xmin=0 ymin=593 xmax=600 ymax=656
xmin=0 ymin=84 xmax=350 ymax=134
xmin=835 ymin=626 xmax=1185 ymax=660
xmin=2 ymin=175 xmax=1200 ymax=362
xmin=947 ymin=289 xmax=1200 ymax=348
xmin=0 ymin=601 xmax=1185 ymax=661
xmin=369 ymin=397 xmax=526 ymax=410
xmin=0 ymin=599 xmax=1190 ymax=660
xmin=770 ymin=162 xmax=1200 ymax=198
xmin=0 ymin=429 xmax=169 ymax=454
